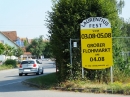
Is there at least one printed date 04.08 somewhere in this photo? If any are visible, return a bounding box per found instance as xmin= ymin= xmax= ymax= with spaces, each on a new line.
xmin=90 ymin=57 xmax=105 ymax=62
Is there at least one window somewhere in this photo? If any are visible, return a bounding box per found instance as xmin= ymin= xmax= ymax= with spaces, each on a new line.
xmin=36 ymin=60 xmax=41 ymax=64
xmin=21 ymin=61 xmax=34 ymax=64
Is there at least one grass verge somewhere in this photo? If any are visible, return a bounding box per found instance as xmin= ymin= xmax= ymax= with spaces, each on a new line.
xmin=26 ymin=73 xmax=59 ymax=89
xmin=25 ymin=73 xmax=130 ymax=95
xmin=0 ymin=64 xmax=14 ymax=71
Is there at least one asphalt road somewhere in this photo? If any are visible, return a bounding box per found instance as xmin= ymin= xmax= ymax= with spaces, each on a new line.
xmin=0 ymin=59 xmax=129 ymax=97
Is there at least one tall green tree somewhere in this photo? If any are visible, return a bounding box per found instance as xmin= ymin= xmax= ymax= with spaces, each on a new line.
xmin=46 ymin=0 xmax=125 ymax=81
xmin=26 ymin=36 xmax=46 ymax=59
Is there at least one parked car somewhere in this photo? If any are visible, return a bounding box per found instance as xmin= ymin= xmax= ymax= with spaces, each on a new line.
xmin=19 ymin=59 xmax=43 ymax=76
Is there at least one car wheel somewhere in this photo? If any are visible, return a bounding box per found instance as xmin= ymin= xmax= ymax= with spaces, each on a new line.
xmin=41 ymin=68 xmax=44 ymax=74
xmin=25 ymin=73 xmax=28 ymax=76
xmin=36 ymin=69 xmax=40 ymax=75
xmin=19 ymin=73 xmax=23 ymax=76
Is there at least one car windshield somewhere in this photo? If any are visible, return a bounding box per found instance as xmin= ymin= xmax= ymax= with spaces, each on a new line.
xmin=21 ymin=61 xmax=34 ymax=64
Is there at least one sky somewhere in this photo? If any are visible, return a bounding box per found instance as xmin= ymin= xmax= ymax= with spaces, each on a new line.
xmin=0 ymin=0 xmax=129 ymax=39
xmin=119 ymin=0 xmax=130 ymax=20
xmin=0 ymin=0 xmax=52 ymax=39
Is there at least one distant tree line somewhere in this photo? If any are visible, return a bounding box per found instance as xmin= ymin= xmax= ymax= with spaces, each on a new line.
xmin=26 ymin=35 xmax=52 ymax=59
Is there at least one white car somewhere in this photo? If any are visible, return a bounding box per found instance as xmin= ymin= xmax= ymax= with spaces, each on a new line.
xmin=19 ymin=59 xmax=44 ymax=76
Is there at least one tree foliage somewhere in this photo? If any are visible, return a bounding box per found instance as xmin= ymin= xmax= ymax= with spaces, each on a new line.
xmin=118 ymin=18 xmax=130 ymax=77
xmin=23 ymin=39 xmax=29 ymax=47
xmin=1 ymin=43 xmax=23 ymax=59
xmin=46 ymin=0 xmax=125 ymax=81
xmin=3 ymin=44 xmax=15 ymax=58
xmin=0 ymin=43 xmax=5 ymax=55
xmin=42 ymin=41 xmax=53 ymax=58
xmin=14 ymin=47 xmax=24 ymax=58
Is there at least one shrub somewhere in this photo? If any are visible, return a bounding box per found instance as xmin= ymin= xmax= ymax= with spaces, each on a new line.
xmin=4 ymin=59 xmax=17 ymax=68
xmin=123 ymin=83 xmax=130 ymax=95
xmin=109 ymin=81 xmax=123 ymax=94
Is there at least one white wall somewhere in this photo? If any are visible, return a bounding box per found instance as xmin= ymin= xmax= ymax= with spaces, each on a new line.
xmin=0 ymin=55 xmax=5 ymax=62
xmin=0 ymin=55 xmax=17 ymax=62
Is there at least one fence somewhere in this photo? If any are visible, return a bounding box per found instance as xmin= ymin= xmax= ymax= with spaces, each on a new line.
xmin=70 ymin=37 xmax=130 ymax=83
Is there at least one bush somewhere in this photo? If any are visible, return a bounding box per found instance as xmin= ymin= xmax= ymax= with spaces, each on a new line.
xmin=123 ymin=83 xmax=130 ymax=95
xmin=4 ymin=59 xmax=17 ymax=68
xmin=109 ymin=81 xmax=123 ymax=94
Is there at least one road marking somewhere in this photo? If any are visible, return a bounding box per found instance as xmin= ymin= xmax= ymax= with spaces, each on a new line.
xmin=0 ymin=81 xmax=22 ymax=87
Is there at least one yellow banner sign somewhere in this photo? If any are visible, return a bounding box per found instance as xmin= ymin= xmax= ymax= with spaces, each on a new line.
xmin=80 ymin=17 xmax=113 ymax=69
